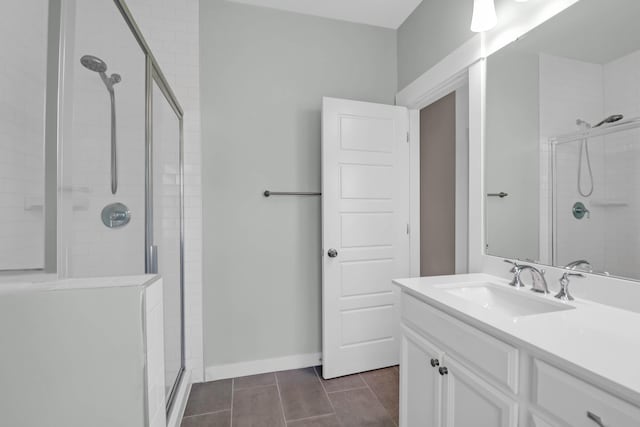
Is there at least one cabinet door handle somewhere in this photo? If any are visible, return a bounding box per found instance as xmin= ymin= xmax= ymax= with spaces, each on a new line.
xmin=438 ymin=367 xmax=448 ymax=376
xmin=430 ymin=358 xmax=439 ymax=367
xmin=587 ymin=411 xmax=605 ymax=427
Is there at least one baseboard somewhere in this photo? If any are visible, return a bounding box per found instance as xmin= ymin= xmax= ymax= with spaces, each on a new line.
xmin=167 ymin=369 xmax=192 ymax=427
xmin=204 ymin=352 xmax=322 ymax=382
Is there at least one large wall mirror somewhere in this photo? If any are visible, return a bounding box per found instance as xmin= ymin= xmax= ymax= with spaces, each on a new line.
xmin=485 ymin=0 xmax=640 ymax=280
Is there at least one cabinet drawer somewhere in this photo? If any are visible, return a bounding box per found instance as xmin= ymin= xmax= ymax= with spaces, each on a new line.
xmin=401 ymin=293 xmax=519 ymax=393
xmin=534 ymin=359 xmax=640 ymax=427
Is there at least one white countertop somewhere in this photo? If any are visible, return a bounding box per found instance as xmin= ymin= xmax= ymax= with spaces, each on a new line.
xmin=0 ymin=274 xmax=158 ymax=295
xmin=393 ymin=273 xmax=640 ymax=405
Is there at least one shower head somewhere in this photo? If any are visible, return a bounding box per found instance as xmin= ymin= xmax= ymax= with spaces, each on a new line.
xmin=593 ymin=114 xmax=624 ymax=128
xmin=80 ymin=55 xmax=122 ymax=92
xmin=80 ymin=55 xmax=108 ymax=73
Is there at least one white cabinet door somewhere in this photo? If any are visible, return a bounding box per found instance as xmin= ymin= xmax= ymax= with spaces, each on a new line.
xmin=529 ymin=411 xmax=559 ymax=427
xmin=321 ymin=97 xmax=410 ymax=378
xmin=534 ymin=359 xmax=640 ymax=427
xmin=442 ymin=356 xmax=518 ymax=427
xmin=400 ymin=326 xmax=444 ymax=427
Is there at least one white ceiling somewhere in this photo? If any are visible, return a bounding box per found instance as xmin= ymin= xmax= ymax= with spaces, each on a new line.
xmin=225 ymin=0 xmax=424 ymax=29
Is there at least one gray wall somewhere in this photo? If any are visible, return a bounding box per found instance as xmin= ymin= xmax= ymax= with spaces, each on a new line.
xmin=200 ymin=0 xmax=397 ymax=367
xmin=485 ymin=50 xmax=540 ymax=261
xmin=397 ymin=0 xmax=474 ymax=90
xmin=397 ymin=0 xmax=523 ymax=91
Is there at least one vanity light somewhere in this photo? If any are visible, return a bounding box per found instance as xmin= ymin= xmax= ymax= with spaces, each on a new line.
xmin=471 ymin=0 xmax=497 ymax=32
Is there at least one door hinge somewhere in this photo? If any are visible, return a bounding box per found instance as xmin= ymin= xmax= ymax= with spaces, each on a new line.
xmin=406 ymin=223 xmax=410 ymax=235
xmin=406 ymin=132 xmax=410 ymax=143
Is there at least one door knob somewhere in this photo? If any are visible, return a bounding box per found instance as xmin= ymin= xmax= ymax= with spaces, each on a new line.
xmin=438 ymin=367 xmax=448 ymax=376
xmin=430 ymin=358 xmax=439 ymax=367
xmin=327 ymin=249 xmax=338 ymax=258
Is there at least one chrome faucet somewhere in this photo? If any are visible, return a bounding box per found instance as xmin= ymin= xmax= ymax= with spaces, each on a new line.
xmin=505 ymin=260 xmax=549 ymax=293
xmin=555 ymin=272 xmax=585 ymax=301
xmin=564 ymin=259 xmax=593 ymax=273
xmin=520 ymin=265 xmax=549 ymax=294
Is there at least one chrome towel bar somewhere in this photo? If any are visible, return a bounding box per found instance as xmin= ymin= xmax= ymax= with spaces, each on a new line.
xmin=487 ymin=192 xmax=509 ymax=198
xmin=263 ymin=190 xmax=322 ymax=197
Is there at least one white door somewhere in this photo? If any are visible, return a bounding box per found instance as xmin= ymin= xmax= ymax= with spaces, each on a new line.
xmin=321 ymin=97 xmax=410 ymax=379
xmin=400 ymin=326 xmax=444 ymax=427
xmin=442 ymin=356 xmax=518 ymax=427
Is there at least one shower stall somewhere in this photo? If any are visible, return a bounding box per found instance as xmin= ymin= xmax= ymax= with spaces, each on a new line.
xmin=0 ymin=0 xmax=186 ymax=413
xmin=551 ymin=117 xmax=640 ymax=279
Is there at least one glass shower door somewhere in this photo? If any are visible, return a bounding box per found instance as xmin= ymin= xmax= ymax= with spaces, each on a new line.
xmin=150 ymin=76 xmax=184 ymax=405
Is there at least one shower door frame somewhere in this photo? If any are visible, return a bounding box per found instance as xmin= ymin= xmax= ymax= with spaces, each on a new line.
xmin=114 ymin=0 xmax=186 ymax=414
xmin=147 ymin=62 xmax=187 ymax=412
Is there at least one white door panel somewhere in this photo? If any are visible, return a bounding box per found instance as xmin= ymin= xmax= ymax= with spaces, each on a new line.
xmin=341 ymin=259 xmax=394 ymax=296
xmin=339 ymin=116 xmax=395 ymax=152
xmin=340 ymin=165 xmax=393 ymax=199
xmin=322 ymin=97 xmax=410 ymax=379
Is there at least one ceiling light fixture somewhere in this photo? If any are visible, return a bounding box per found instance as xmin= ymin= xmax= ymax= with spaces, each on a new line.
xmin=471 ymin=0 xmax=497 ymax=32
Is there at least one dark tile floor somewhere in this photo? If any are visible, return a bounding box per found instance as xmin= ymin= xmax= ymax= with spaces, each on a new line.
xmin=181 ymin=365 xmax=399 ymax=427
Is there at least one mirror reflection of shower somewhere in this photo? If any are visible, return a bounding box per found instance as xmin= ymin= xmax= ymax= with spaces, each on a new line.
xmin=575 ymin=114 xmax=624 ymax=198
xmin=80 ymin=55 xmax=122 ymax=195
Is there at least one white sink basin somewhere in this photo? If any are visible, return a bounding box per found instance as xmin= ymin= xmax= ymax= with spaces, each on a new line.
xmin=442 ymin=283 xmax=575 ymax=318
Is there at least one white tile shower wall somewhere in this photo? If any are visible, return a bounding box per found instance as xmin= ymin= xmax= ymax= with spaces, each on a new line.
xmin=605 ymin=50 xmax=640 ymax=119
xmin=125 ymin=0 xmax=204 ymax=382
xmin=0 ymin=1 xmax=48 ymax=270
xmin=539 ymin=54 xmax=605 ymax=269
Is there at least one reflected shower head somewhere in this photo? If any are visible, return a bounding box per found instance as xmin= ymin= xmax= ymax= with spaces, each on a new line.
xmin=593 ymin=114 xmax=624 ymax=128
xmin=80 ymin=55 xmax=108 ymax=73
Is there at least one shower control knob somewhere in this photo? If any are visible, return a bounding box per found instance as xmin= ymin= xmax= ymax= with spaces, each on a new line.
xmin=439 ymin=367 xmax=448 ymax=376
xmin=430 ymin=358 xmax=439 ymax=367
xmin=327 ymin=249 xmax=338 ymax=258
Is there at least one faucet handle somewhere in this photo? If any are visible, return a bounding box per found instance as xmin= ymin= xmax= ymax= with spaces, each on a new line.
xmin=504 ymin=260 xmax=525 ymax=287
xmin=504 ymin=259 xmax=521 ymax=274
xmin=555 ymin=272 xmax=585 ymax=301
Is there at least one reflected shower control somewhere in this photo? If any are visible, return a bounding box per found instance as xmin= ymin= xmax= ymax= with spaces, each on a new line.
xmin=572 ymin=202 xmax=590 ymax=220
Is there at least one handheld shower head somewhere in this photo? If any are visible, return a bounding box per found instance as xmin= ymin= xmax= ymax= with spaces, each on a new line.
xmin=80 ymin=55 xmax=108 ymax=73
xmin=80 ymin=54 xmax=122 ymax=195
xmin=593 ymin=114 xmax=624 ymax=128
xmin=80 ymin=55 xmax=122 ymax=92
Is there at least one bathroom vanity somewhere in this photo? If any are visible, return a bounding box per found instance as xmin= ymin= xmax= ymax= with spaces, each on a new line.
xmin=0 ymin=275 xmax=166 ymax=427
xmin=394 ymin=273 xmax=640 ymax=427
